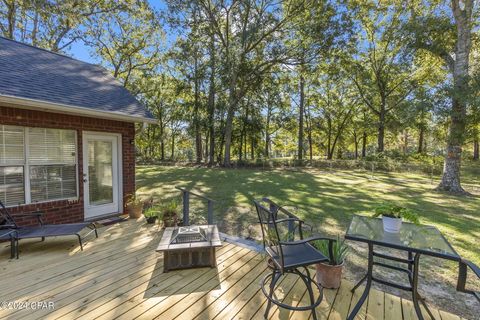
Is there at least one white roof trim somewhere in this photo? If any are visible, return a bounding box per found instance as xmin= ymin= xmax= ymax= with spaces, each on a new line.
xmin=0 ymin=94 xmax=157 ymax=124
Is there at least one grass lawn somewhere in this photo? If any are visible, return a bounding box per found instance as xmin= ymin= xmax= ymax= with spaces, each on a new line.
xmin=136 ymin=165 xmax=479 ymax=265
xmin=136 ymin=165 xmax=480 ymax=317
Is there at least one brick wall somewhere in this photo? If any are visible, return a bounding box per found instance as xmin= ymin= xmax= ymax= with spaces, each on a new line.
xmin=0 ymin=105 xmax=136 ymax=226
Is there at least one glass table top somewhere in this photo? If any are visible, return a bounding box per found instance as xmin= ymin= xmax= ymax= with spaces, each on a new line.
xmin=345 ymin=215 xmax=459 ymax=259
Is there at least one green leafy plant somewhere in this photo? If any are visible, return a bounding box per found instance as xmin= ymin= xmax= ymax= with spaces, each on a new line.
xmin=312 ymin=235 xmax=349 ymax=266
xmin=161 ymin=200 xmax=178 ymax=215
xmin=126 ymin=194 xmax=143 ymax=207
xmin=372 ymin=203 xmax=419 ymax=224
xmin=161 ymin=199 xmax=179 ymax=227
xmin=143 ymin=206 xmax=161 ymax=218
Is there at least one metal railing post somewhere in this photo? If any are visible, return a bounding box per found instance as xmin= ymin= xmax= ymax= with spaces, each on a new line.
xmin=269 ymin=202 xmax=278 ymax=221
xmin=207 ymin=200 xmax=213 ymax=224
xmin=183 ymin=190 xmax=190 ymax=226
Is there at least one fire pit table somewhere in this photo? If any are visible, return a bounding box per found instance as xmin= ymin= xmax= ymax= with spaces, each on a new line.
xmin=156 ymin=225 xmax=222 ymax=272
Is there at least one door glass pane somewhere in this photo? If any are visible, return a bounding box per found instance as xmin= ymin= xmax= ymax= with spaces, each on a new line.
xmin=88 ymin=140 xmax=113 ymax=206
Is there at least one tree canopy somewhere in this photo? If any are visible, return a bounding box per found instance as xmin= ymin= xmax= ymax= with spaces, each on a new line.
xmin=1 ymin=0 xmax=479 ymax=193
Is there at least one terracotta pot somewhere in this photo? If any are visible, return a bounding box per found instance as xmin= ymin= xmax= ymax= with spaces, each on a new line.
xmin=162 ymin=211 xmax=178 ymax=227
xmin=315 ymin=262 xmax=344 ymax=289
xmin=127 ymin=203 xmax=143 ymax=219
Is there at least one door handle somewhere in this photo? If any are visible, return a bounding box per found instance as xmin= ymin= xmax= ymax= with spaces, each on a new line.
xmin=83 ymin=178 xmax=88 ymax=183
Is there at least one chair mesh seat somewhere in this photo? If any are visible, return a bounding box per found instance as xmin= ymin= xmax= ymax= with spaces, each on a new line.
xmin=267 ymin=242 xmax=329 ymax=269
xmin=15 ymin=223 xmax=92 ymax=238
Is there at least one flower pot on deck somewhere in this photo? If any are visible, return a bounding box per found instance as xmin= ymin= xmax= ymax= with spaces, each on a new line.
xmin=382 ymin=216 xmax=402 ymax=233
xmin=127 ymin=203 xmax=143 ymax=219
xmin=315 ymin=262 xmax=344 ymax=289
xmin=162 ymin=211 xmax=178 ymax=228
xmin=146 ymin=216 xmax=158 ymax=224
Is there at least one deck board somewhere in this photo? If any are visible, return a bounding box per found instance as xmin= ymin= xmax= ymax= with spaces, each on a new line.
xmin=0 ymin=220 xmax=465 ymax=320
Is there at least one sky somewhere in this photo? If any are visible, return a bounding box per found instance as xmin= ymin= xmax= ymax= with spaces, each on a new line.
xmin=68 ymin=0 xmax=167 ymax=64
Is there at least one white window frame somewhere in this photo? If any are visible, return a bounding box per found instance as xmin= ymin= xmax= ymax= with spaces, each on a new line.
xmin=0 ymin=125 xmax=79 ymax=207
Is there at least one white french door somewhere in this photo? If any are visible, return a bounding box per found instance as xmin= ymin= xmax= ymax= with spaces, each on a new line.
xmin=82 ymin=132 xmax=121 ymax=219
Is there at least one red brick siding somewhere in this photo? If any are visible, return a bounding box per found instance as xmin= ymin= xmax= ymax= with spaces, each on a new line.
xmin=0 ymin=105 xmax=135 ymax=226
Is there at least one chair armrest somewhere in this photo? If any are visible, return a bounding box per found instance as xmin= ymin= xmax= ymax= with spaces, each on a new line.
xmin=457 ymin=259 xmax=480 ymax=303
xmin=13 ymin=211 xmax=44 ymax=225
xmin=0 ymin=224 xmax=16 ymax=230
xmin=274 ymin=217 xmax=304 ymax=224
xmin=465 ymin=260 xmax=480 ymax=278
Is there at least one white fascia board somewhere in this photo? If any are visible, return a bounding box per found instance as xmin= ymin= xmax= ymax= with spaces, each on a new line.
xmin=0 ymin=94 xmax=157 ymax=124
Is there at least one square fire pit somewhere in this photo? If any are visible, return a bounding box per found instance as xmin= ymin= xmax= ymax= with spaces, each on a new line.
xmin=156 ymin=225 xmax=222 ymax=272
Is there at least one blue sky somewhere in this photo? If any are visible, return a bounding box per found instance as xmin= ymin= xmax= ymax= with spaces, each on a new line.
xmin=68 ymin=0 xmax=167 ymax=64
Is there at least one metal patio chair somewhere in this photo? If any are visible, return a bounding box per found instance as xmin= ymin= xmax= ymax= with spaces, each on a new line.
xmin=0 ymin=201 xmax=98 ymax=257
xmin=254 ymin=198 xmax=336 ymax=320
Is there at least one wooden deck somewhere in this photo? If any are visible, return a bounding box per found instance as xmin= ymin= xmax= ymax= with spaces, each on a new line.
xmin=0 ymin=220 xmax=466 ymax=320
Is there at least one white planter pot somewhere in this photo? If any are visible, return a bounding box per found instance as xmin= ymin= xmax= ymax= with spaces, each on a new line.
xmin=382 ymin=216 xmax=402 ymax=233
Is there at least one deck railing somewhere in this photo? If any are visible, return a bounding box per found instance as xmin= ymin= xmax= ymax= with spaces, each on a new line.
xmin=175 ymin=186 xmax=215 ymax=225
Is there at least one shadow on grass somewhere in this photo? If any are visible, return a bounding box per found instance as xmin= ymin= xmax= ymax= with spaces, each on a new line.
xmin=136 ymin=166 xmax=479 ymax=264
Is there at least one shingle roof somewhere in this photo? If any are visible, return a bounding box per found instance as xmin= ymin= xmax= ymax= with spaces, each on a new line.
xmin=0 ymin=36 xmax=154 ymax=122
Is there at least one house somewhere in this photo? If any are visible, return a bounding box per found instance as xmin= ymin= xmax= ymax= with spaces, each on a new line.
xmin=0 ymin=36 xmax=155 ymax=225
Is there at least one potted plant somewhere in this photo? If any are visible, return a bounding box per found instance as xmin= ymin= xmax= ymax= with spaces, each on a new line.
xmin=312 ymin=235 xmax=349 ymax=289
xmin=161 ymin=200 xmax=179 ymax=227
xmin=372 ymin=203 xmax=419 ymax=233
xmin=126 ymin=194 xmax=143 ymax=219
xmin=144 ymin=206 xmax=160 ymax=224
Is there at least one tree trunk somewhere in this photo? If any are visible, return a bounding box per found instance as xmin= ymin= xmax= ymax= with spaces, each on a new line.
xmin=308 ymin=129 xmax=313 ymax=161
xmin=170 ymin=134 xmax=175 ymax=161
xmin=353 ymin=129 xmax=359 ymax=159
xmin=297 ymin=75 xmax=305 ymax=160
xmin=251 ymin=135 xmax=255 ymax=160
xmin=194 ymin=52 xmax=202 ymax=163
xmin=160 ymin=140 xmax=165 ymax=160
xmin=327 ymin=118 xmax=332 ymax=160
xmin=207 ymin=33 xmax=216 ymax=166
xmin=223 ymin=104 xmax=235 ymax=166
xmin=239 ymin=128 xmax=244 ymax=161
xmin=205 ymin=134 xmax=209 ymax=160
xmin=244 ymin=130 xmax=247 ymax=159
xmin=377 ymin=108 xmax=386 ymax=152
xmin=362 ymin=132 xmax=367 ymax=158
xmin=403 ymin=130 xmax=409 ymax=155
xmin=159 ymin=121 xmax=165 ymax=160
xmin=437 ymin=0 xmax=472 ymax=193
xmin=6 ymin=1 xmax=16 ymax=39
xmin=265 ymin=106 xmax=271 ymax=158
xmin=223 ymin=70 xmax=238 ymax=167
xmin=418 ymin=127 xmax=424 ymax=154
xmin=473 ymin=137 xmax=479 ymax=160
xmin=32 ymin=7 xmax=39 ymax=45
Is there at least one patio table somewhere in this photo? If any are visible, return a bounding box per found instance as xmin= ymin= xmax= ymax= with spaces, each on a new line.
xmin=345 ymin=215 xmax=461 ymax=320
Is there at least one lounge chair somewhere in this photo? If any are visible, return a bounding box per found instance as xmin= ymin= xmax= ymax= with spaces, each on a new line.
xmin=0 ymin=229 xmax=18 ymax=259
xmin=0 ymin=201 xmax=98 ymax=258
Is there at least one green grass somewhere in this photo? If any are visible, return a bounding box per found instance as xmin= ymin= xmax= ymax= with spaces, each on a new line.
xmin=136 ymin=165 xmax=480 ymax=265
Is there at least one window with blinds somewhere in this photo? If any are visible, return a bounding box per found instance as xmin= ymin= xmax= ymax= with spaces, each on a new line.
xmin=0 ymin=125 xmax=25 ymax=206
xmin=28 ymin=128 xmax=77 ymax=202
xmin=0 ymin=125 xmax=77 ymax=206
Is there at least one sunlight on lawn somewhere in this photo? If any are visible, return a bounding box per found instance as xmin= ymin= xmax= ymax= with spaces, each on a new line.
xmin=136 ymin=166 xmax=479 ymax=265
